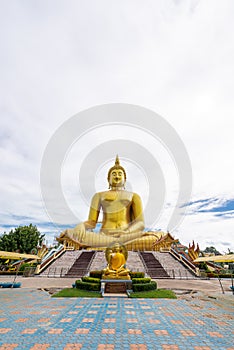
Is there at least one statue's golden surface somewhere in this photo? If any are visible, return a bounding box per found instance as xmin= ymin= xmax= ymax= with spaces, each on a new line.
xmin=102 ymin=243 xmax=130 ymax=279
xmin=58 ymin=156 xmax=168 ymax=250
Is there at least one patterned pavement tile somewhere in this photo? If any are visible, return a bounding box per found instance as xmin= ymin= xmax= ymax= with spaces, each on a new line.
xmin=74 ymin=328 xmax=89 ymax=334
xmin=0 ymin=288 xmax=233 ymax=350
xmin=0 ymin=345 xmax=18 ymax=350
xmin=63 ymin=344 xmax=82 ymax=350
xmin=47 ymin=328 xmax=63 ymax=334
xmin=0 ymin=328 xmax=12 ymax=334
xmin=30 ymin=345 xmax=50 ymax=350
xmin=21 ymin=328 xmax=38 ymax=334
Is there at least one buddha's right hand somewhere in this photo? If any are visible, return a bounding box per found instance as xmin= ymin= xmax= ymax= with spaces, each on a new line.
xmin=60 ymin=223 xmax=86 ymax=244
xmin=73 ymin=223 xmax=86 ymax=243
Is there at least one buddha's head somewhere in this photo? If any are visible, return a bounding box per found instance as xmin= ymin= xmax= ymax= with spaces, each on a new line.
xmin=107 ymin=155 xmax=126 ymax=189
xmin=112 ymin=242 xmax=121 ymax=252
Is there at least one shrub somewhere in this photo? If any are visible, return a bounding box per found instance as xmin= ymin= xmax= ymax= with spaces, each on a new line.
xmin=132 ymin=278 xmax=151 ymax=284
xmin=129 ymin=271 xmax=145 ymax=279
xmin=89 ymin=270 xmax=103 ymax=279
xmin=207 ymin=272 xmax=218 ymax=278
xmin=75 ymin=280 xmax=100 ymax=291
xmin=82 ymin=276 xmax=101 ymax=284
xmin=19 ymin=263 xmax=31 ymax=271
xmin=217 ymin=273 xmax=233 ymax=278
xmin=132 ymin=281 xmax=157 ymax=292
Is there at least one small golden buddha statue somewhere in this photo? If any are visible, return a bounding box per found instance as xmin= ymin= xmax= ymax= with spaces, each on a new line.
xmin=57 ymin=155 xmax=165 ymax=250
xmin=102 ymin=243 xmax=130 ymax=279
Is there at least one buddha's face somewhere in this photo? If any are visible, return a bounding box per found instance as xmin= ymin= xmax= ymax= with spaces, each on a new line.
xmin=109 ymin=169 xmax=125 ymax=188
xmin=113 ymin=243 xmax=121 ymax=252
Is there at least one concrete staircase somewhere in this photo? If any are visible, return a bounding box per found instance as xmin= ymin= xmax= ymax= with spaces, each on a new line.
xmin=65 ymin=251 xmax=96 ymax=278
xmin=39 ymin=249 xmax=196 ymax=279
xmin=39 ymin=250 xmax=82 ymax=277
xmin=89 ymin=251 xmax=106 ymax=271
xmin=140 ymin=252 xmax=170 ymax=278
xmin=152 ymin=252 xmax=195 ymax=278
xmin=126 ymin=251 xmax=147 ymax=272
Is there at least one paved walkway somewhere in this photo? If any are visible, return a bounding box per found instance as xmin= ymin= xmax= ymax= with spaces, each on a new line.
xmin=0 ymin=276 xmax=233 ymax=294
xmin=0 ymin=278 xmax=234 ymax=349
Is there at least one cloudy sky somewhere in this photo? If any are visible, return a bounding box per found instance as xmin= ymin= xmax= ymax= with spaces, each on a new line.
xmin=0 ymin=0 xmax=233 ymax=253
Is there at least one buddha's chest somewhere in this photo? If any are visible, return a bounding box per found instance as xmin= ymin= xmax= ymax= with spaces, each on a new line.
xmin=100 ymin=191 xmax=133 ymax=210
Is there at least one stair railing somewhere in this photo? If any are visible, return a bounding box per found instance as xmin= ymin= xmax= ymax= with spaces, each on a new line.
xmin=170 ymin=248 xmax=199 ymax=276
xmin=35 ymin=245 xmax=66 ymax=274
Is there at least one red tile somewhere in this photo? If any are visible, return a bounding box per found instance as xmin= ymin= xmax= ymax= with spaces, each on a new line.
xmin=171 ymin=320 xmax=183 ymax=324
xmin=193 ymin=320 xmax=205 ymax=325
xmin=82 ymin=318 xmax=94 ymax=323
xmin=21 ymin=329 xmax=38 ymax=334
xmin=180 ymin=330 xmax=196 ymax=336
xmin=60 ymin=318 xmax=73 ymax=323
xmin=149 ymin=319 xmax=160 ymax=324
xmin=15 ymin=318 xmax=29 ymax=323
xmin=0 ymin=328 xmax=12 ymax=334
xmin=207 ymin=331 xmax=224 ymax=338
xmin=126 ymin=318 xmax=138 ymax=323
xmin=38 ymin=318 xmax=50 ymax=323
xmin=0 ymin=345 xmax=18 ymax=350
xmin=154 ymin=330 xmax=169 ymax=336
xmin=63 ymin=345 xmax=83 ymax=350
xmin=104 ymin=318 xmax=116 ymax=323
xmin=48 ymin=329 xmax=63 ymax=334
xmin=128 ymin=329 xmax=142 ymax=334
xmin=30 ymin=345 xmax=50 ymax=350
xmin=75 ymin=328 xmax=90 ymax=334
xmin=102 ymin=329 xmax=115 ymax=334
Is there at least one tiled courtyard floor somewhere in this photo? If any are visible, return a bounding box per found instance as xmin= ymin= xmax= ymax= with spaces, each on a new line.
xmin=0 ymin=289 xmax=233 ymax=350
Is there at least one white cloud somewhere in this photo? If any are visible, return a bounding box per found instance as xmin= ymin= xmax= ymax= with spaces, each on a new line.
xmin=0 ymin=0 xmax=233 ymax=251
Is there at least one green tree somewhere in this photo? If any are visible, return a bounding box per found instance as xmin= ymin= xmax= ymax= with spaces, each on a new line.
xmin=0 ymin=224 xmax=45 ymax=254
xmin=203 ymin=246 xmax=221 ymax=256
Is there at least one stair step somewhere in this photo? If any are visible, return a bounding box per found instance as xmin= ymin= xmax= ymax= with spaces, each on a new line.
xmin=140 ymin=252 xmax=170 ymax=278
xmin=65 ymin=251 xmax=96 ymax=278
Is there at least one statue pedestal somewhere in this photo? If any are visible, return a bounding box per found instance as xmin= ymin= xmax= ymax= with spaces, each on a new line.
xmin=101 ymin=279 xmax=132 ymax=295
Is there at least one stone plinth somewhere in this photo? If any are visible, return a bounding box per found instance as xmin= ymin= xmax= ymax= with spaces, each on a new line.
xmin=101 ymin=279 xmax=132 ymax=295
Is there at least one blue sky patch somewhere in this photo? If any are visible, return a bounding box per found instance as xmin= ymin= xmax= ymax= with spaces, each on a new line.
xmin=184 ymin=197 xmax=234 ymax=218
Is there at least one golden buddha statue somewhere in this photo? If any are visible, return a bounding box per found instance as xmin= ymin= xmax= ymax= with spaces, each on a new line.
xmin=102 ymin=243 xmax=130 ymax=279
xmin=57 ymin=155 xmax=167 ymax=250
